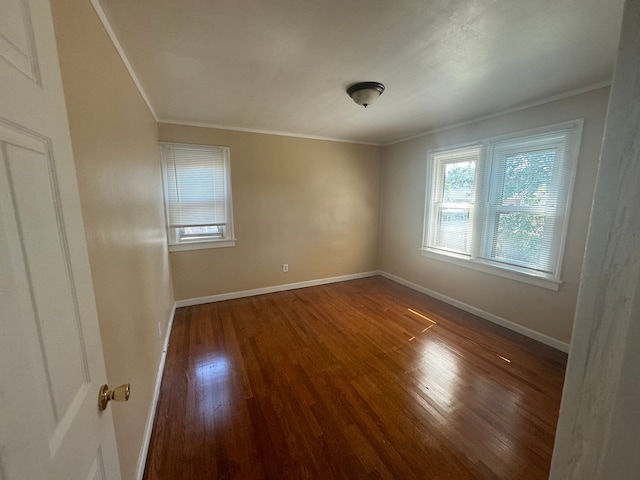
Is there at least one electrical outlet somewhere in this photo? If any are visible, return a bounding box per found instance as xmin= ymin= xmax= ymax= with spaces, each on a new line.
xmin=157 ymin=321 xmax=162 ymax=339
xmin=282 ymin=263 xmax=289 ymax=273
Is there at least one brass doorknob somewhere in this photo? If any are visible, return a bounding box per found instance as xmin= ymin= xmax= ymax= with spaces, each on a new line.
xmin=98 ymin=383 xmax=130 ymax=411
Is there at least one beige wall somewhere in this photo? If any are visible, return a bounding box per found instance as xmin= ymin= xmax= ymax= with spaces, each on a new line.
xmin=158 ymin=124 xmax=381 ymax=300
xmin=51 ymin=1 xmax=174 ymax=479
xmin=379 ymin=88 xmax=610 ymax=344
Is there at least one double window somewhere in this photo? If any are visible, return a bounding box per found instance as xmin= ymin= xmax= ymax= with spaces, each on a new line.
xmin=160 ymin=143 xmax=235 ymax=251
xmin=422 ymin=120 xmax=583 ymax=289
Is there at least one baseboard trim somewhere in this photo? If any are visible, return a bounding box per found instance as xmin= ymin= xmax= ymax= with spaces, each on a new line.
xmin=174 ymin=269 xmax=569 ymax=352
xmin=175 ymin=271 xmax=379 ymax=308
xmin=136 ymin=303 xmax=176 ymax=480
xmin=379 ymin=271 xmax=570 ymax=353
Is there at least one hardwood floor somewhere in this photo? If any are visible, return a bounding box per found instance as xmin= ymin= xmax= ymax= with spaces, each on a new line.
xmin=143 ymin=276 xmax=567 ymax=479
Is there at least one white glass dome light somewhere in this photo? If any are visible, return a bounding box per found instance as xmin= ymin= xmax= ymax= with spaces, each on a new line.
xmin=347 ymin=82 xmax=385 ymax=108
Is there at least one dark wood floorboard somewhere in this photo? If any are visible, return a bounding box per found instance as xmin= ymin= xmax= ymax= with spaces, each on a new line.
xmin=143 ymin=276 xmax=567 ymax=479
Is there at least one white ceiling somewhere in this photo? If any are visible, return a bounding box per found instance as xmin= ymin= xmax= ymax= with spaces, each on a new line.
xmin=97 ymin=0 xmax=624 ymax=145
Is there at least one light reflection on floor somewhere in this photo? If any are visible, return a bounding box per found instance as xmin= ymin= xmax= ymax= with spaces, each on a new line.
xmin=195 ymin=355 xmax=230 ymax=385
xmin=418 ymin=340 xmax=460 ymax=411
xmin=415 ymin=334 xmax=522 ymax=467
xmin=195 ymin=355 xmax=232 ymax=428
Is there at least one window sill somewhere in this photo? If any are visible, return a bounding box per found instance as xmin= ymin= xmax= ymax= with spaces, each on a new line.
xmin=419 ymin=248 xmax=562 ymax=291
xmin=169 ymin=238 xmax=236 ymax=252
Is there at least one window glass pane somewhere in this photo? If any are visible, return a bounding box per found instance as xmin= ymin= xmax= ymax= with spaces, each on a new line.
xmin=500 ymin=150 xmax=555 ymax=206
xmin=180 ymin=225 xmax=223 ymax=240
xmin=492 ymin=212 xmax=547 ymax=269
xmin=427 ymin=149 xmax=478 ymax=256
xmin=436 ymin=208 xmax=471 ymax=253
xmin=443 ymin=161 xmax=475 ymax=203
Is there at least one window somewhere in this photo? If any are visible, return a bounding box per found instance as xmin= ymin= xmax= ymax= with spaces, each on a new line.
xmin=422 ymin=120 xmax=583 ymax=289
xmin=160 ymin=143 xmax=235 ymax=251
xmin=427 ymin=146 xmax=479 ymax=256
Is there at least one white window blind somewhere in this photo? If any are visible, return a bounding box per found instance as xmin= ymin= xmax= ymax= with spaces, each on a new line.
xmin=423 ymin=120 xmax=582 ymax=288
xmin=160 ymin=143 xmax=234 ymax=250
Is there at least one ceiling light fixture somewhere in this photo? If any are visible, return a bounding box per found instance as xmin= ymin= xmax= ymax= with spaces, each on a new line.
xmin=347 ymin=81 xmax=385 ymax=108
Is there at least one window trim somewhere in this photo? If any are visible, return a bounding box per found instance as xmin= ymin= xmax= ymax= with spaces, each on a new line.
xmin=421 ymin=120 xmax=583 ymax=290
xmin=160 ymin=142 xmax=236 ymax=252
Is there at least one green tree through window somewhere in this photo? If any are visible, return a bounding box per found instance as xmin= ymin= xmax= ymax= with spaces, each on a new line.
xmin=494 ymin=150 xmax=556 ymax=266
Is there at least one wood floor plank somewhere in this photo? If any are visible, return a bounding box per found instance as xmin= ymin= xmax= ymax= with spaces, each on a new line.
xmin=143 ymin=276 xmax=567 ymax=479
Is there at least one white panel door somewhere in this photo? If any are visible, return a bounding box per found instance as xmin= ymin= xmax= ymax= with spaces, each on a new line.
xmin=0 ymin=0 xmax=121 ymax=478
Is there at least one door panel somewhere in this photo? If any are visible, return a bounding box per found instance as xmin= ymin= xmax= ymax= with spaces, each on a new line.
xmin=0 ymin=0 xmax=121 ymax=478
xmin=3 ymin=125 xmax=88 ymax=422
xmin=0 ymin=0 xmax=40 ymax=82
